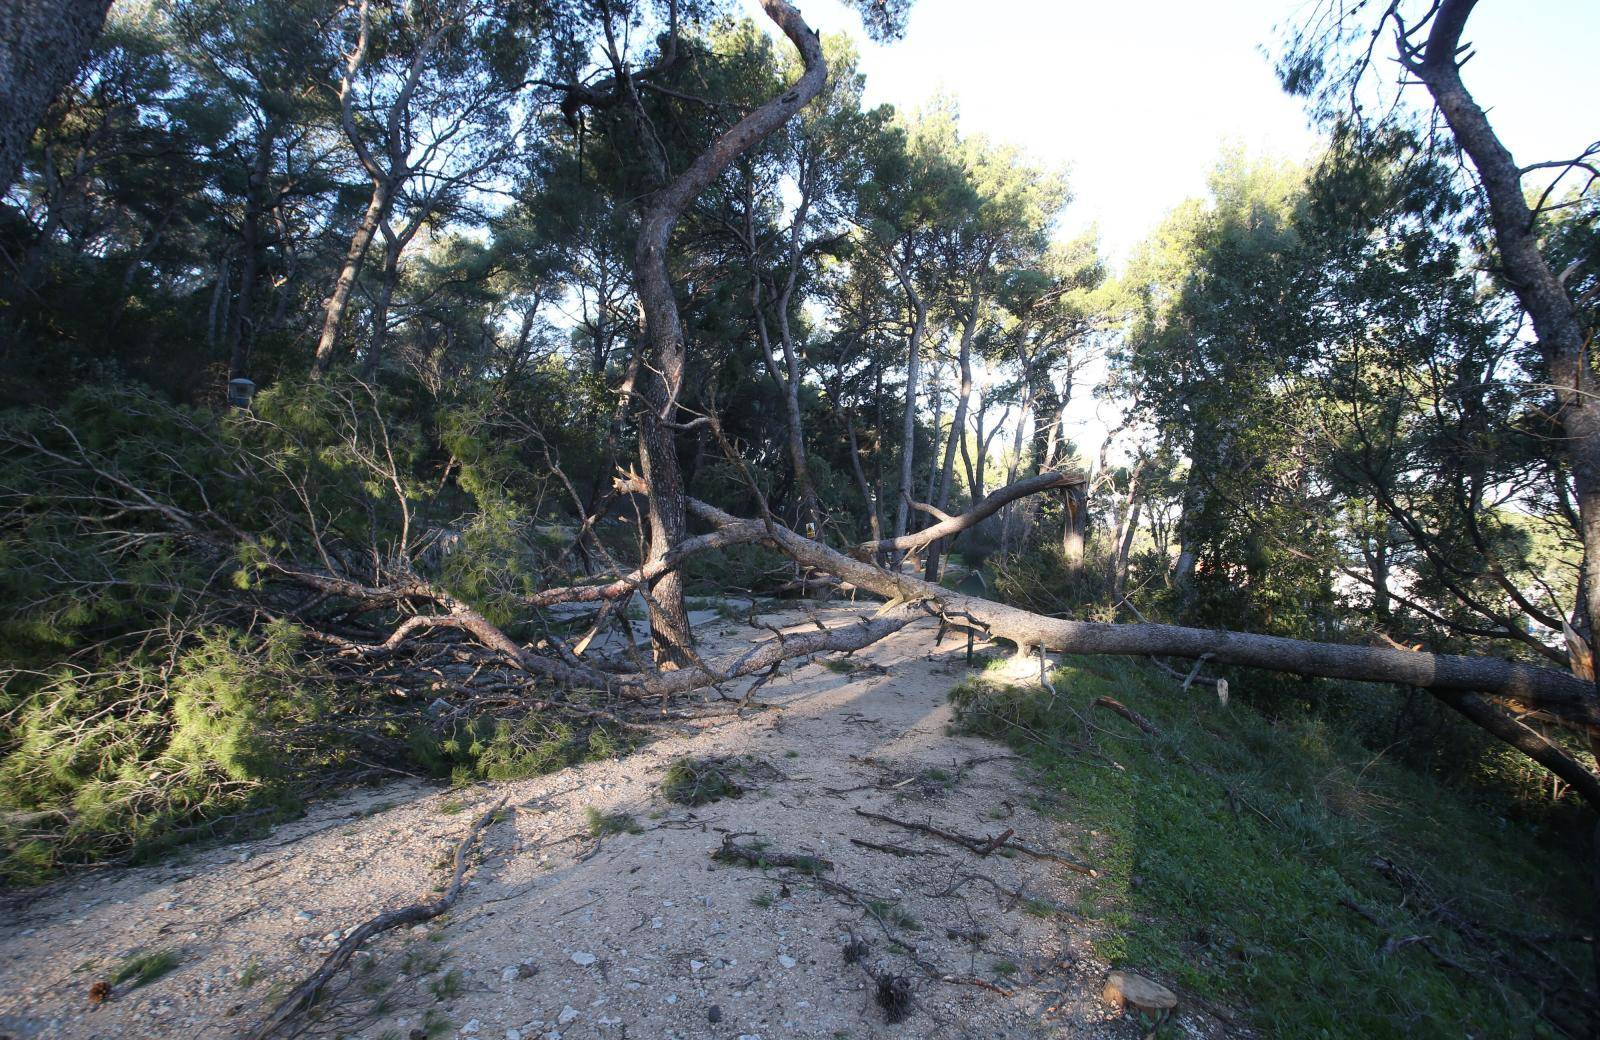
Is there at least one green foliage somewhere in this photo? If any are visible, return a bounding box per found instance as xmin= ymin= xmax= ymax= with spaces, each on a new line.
xmin=111 ymin=948 xmax=181 ymax=988
xmin=582 ymin=806 xmax=641 ymax=837
xmin=660 ymin=756 xmax=745 ymax=806
xmin=951 ymin=661 xmax=1590 ymax=1037
xmin=0 ymin=624 xmax=319 ymax=883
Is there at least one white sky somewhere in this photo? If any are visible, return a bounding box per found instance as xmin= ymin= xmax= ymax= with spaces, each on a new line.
xmin=744 ymin=0 xmax=1599 ymax=466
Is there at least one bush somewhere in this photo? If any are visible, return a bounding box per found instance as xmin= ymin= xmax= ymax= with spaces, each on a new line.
xmin=0 ymin=623 xmax=321 ymax=883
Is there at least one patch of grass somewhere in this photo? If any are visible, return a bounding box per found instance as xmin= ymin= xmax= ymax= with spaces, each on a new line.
xmin=661 ymin=756 xmax=744 ymax=806
xmin=428 ymin=968 xmax=463 ymax=1000
xmin=111 ymin=948 xmax=180 ymax=988
xmin=583 ymin=806 xmax=642 ymax=837
xmin=950 ymin=660 xmax=1592 ymax=1038
xmin=866 ymin=899 xmax=921 ymax=931
xmin=237 ymin=957 xmax=262 ymax=988
xmin=751 ymin=890 xmax=775 ymax=908
xmin=822 ymin=658 xmax=859 ymax=675
xmin=991 ymin=959 xmax=1019 ymax=976
xmin=437 ymin=799 xmax=466 ymax=815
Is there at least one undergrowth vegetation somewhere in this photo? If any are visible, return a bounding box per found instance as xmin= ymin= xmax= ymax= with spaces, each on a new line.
xmin=0 ymin=381 xmax=631 ymax=885
xmin=952 ymin=657 xmax=1592 ymax=1038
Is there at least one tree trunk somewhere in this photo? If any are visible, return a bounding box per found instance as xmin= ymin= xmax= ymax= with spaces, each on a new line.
xmin=923 ymin=364 xmax=944 ymax=512
xmin=226 ymin=122 xmax=277 ymax=380
xmin=311 ymin=182 xmax=388 ymax=378
xmin=890 ymin=276 xmax=927 ymax=563
xmin=1061 ymin=483 xmax=1087 ymax=574
xmin=1410 ymin=0 xmax=1600 ymax=663
xmin=683 ymin=491 xmax=1600 ymax=809
xmin=0 ymin=0 xmax=112 ymax=195
xmin=630 ymin=0 xmax=828 ymax=664
xmin=927 ymin=300 xmax=979 ymax=582
xmin=362 ymin=229 xmax=401 ymax=381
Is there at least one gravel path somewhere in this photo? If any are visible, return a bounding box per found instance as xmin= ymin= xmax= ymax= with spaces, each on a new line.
xmin=1 ymin=605 xmax=1148 ymax=1040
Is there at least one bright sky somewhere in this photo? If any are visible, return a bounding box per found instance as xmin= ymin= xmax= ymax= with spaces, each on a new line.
xmin=744 ymin=0 xmax=1598 ymax=460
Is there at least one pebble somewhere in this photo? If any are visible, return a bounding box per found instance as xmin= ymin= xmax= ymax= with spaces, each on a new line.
xmin=570 ymin=952 xmax=596 ymax=967
xmin=506 ymin=1032 xmax=521 ymax=1040
xmin=707 ymin=1006 xmax=723 ymax=1023
xmin=557 ymin=1006 xmax=579 ymax=1025
xmin=294 ymin=910 xmax=314 ymax=922
xmin=777 ymin=955 xmax=797 ymax=969
xmin=462 ymin=1020 xmax=480 ymax=1035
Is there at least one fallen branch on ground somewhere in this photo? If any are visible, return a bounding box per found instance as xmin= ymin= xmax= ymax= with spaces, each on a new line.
xmin=671 ymin=489 xmax=1600 ymax=809
xmin=247 ymin=799 xmax=507 ymax=1040
xmin=852 ymin=807 xmax=1095 ymax=876
xmin=712 ymin=832 xmax=833 ymax=873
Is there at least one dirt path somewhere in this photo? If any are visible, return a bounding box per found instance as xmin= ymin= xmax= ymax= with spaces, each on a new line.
xmin=1 ymin=605 xmax=1144 ymax=1040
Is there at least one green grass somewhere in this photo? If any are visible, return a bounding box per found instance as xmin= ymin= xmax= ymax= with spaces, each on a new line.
xmin=111 ymin=948 xmax=180 ymax=988
xmin=951 ymin=658 xmax=1591 ymax=1038
xmin=583 ymin=806 xmax=642 ymax=837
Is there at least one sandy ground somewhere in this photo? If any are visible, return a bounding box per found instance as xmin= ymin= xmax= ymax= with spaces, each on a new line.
xmin=0 ymin=605 xmax=1190 ymax=1040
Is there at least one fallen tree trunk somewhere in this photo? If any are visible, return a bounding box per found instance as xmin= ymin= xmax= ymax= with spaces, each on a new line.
xmin=677 ymin=493 xmax=1600 ymax=808
xmin=860 ymin=468 xmax=1085 ymax=556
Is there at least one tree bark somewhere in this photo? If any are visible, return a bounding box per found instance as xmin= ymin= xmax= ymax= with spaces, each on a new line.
xmin=311 ymin=184 xmax=387 ymax=377
xmin=226 ymin=121 xmax=278 ymax=379
xmin=927 ymin=296 xmax=980 ymax=582
xmin=1406 ymin=0 xmax=1600 ymax=661
xmin=680 ymin=489 xmax=1600 ymax=807
xmin=362 ymin=227 xmax=402 ymax=381
xmin=0 ymin=0 xmax=112 ymax=195
xmin=1060 ymin=482 xmax=1087 ymax=573
xmin=630 ymin=0 xmax=828 ymax=665
xmin=889 ymin=258 xmax=927 ymax=564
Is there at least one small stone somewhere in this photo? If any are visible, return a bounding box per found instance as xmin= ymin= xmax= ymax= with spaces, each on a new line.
xmin=505 ymin=1031 xmax=522 ymax=1040
xmin=501 ymin=966 xmax=519 ymax=983
xmin=570 ymin=952 xmax=596 ymax=967
xmin=689 ymin=960 xmax=705 ymax=973
xmin=322 ymin=932 xmax=341 ymax=942
xmin=1102 ymin=970 xmax=1177 ymax=1013
xmin=462 ymin=1020 xmax=480 ymax=1035
xmin=777 ymin=955 xmax=797 ymax=969
xmin=707 ymin=1006 xmax=723 ymax=1023
xmin=557 ymin=1006 xmax=579 ymax=1025
xmin=410 ymin=925 xmax=428 ymax=935
xmin=517 ymin=961 xmax=539 ymax=979
xmin=294 ymin=910 xmax=314 ymax=923
xmin=665 ymin=994 xmax=678 ymax=1005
